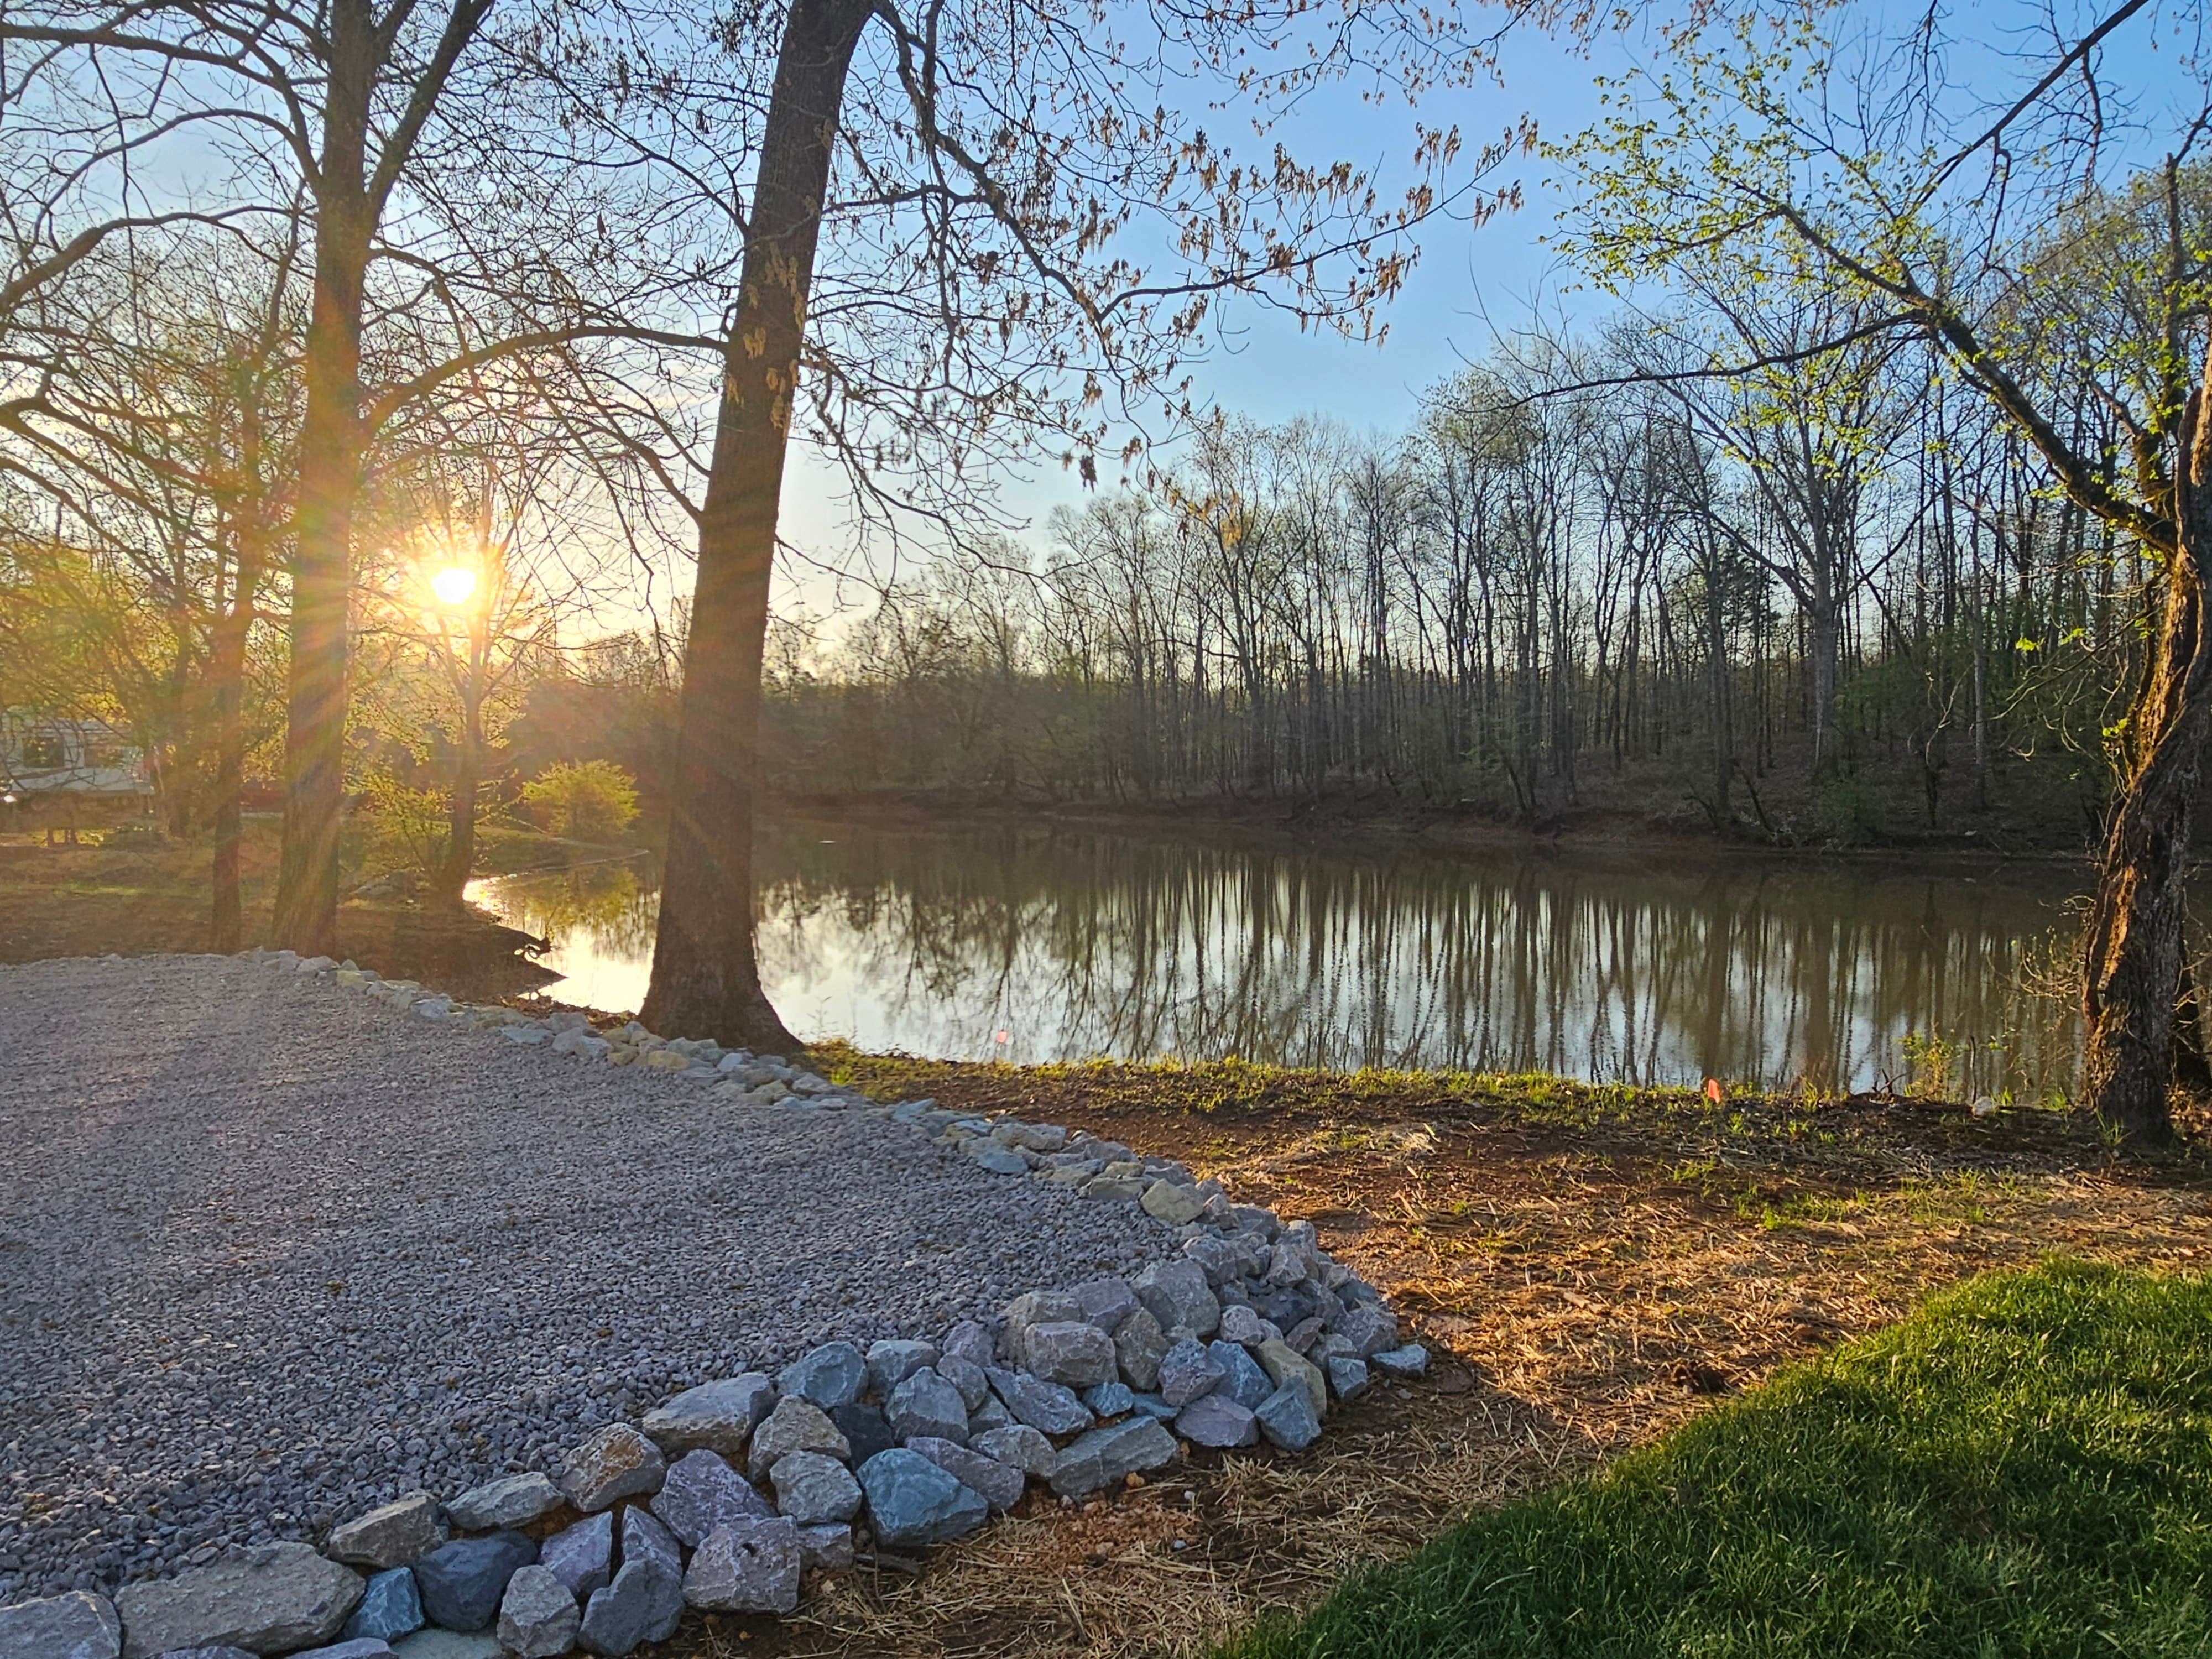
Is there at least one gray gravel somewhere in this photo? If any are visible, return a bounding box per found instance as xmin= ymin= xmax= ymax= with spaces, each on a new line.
xmin=0 ymin=954 xmax=1182 ymax=1603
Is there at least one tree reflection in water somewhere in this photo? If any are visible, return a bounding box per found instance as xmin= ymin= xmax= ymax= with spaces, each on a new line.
xmin=473 ymin=823 xmax=2086 ymax=1096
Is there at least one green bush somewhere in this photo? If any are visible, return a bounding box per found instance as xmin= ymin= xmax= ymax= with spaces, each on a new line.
xmin=361 ymin=774 xmax=448 ymax=875
xmin=517 ymin=759 xmax=640 ymax=842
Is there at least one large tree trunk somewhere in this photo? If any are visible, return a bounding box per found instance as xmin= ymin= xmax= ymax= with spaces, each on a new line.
xmin=640 ymin=0 xmax=871 ymax=1046
xmin=272 ymin=3 xmax=375 ymax=956
xmin=2082 ymin=367 xmax=2212 ymax=1145
xmin=208 ymin=566 xmax=255 ymax=952
xmin=436 ymin=684 xmax=482 ymax=904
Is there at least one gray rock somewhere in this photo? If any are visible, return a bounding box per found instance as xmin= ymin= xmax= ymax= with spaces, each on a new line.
xmin=1217 ymin=1304 xmax=1270 ymax=1347
xmin=769 ymin=1449 xmax=863 ymax=1525
xmin=1231 ymin=1204 xmax=1281 ymax=1239
xmin=145 ymin=1649 xmax=254 ymax=1659
xmin=856 ymin=1449 xmax=991 ymax=1547
xmin=985 ymin=1367 xmax=1094 ymax=1436
xmin=830 ymin=1401 xmax=898 ymax=1464
xmin=327 ymin=1492 xmax=443 ymax=1571
xmin=291 ymin=1641 xmax=394 ymax=1659
xmin=992 ymin=1120 xmax=1067 ymax=1152
xmin=116 ymin=1544 xmax=365 ymax=1659
xmin=968 ymin=1423 xmax=1055 ymax=1477
xmin=1021 ymin=1321 xmax=1118 ymax=1388
xmin=684 ymin=1517 xmax=801 ymax=1615
xmin=865 ymin=1338 xmax=939 ymax=1397
xmin=1140 ymin=1178 xmax=1207 ymax=1225
xmin=964 ymin=1139 xmax=1029 ymax=1175
xmin=577 ymin=1516 xmax=681 ymax=1657
xmin=1176 ymin=1393 xmax=1260 ymax=1448
xmin=1182 ymin=1235 xmax=1243 ymax=1285
xmin=1157 ymin=1338 xmax=1225 ymax=1407
xmin=559 ymin=1423 xmax=666 ymax=1512
xmin=885 ymin=1367 xmax=969 ymax=1444
xmin=1083 ymin=1175 xmax=1147 ymax=1202
xmin=640 ymin=1373 xmax=777 ymax=1459
xmin=1112 ymin=1308 xmax=1170 ymax=1391
xmin=1083 ymin=1380 xmax=1135 ymax=1417
xmin=1372 ymin=1343 xmax=1428 ymax=1378
xmin=0 ymin=1591 xmax=119 ymax=1659
xmin=650 ymin=1448 xmax=773 ymax=1546
xmin=538 ymin=1513 xmax=614 ymax=1599
xmin=1133 ymin=1259 xmax=1220 ymax=1338
xmin=938 ymin=1353 xmax=992 ymax=1411
xmin=777 ymin=1342 xmax=868 ymax=1409
xmin=1265 ymin=1238 xmax=1308 ymax=1286
xmin=495 ymin=1567 xmax=578 ymax=1659
xmin=1000 ymin=1289 xmax=1084 ymax=1365
xmin=1258 ymin=1338 xmax=1328 ymax=1418
xmin=391 ymin=1634 xmax=502 ymax=1659
xmin=747 ymin=1395 xmax=851 ymax=1481
xmin=796 ymin=1525 xmax=854 ymax=1571
xmin=941 ymin=1320 xmax=995 ymax=1367
xmin=1070 ymin=1275 xmax=1140 ymax=1332
xmin=964 ymin=1394 xmax=1012 ymax=1435
xmin=444 ymin=1473 xmax=562 ymax=1533
xmin=1284 ymin=1315 xmax=1328 ymax=1355
xmin=1210 ymin=1339 xmax=1275 ymax=1410
xmin=1327 ymin=1354 xmax=1372 ymax=1402
xmin=1048 ymin=1417 xmax=1180 ymax=1497
xmin=1255 ymin=1381 xmax=1323 ymax=1451
xmin=904 ymin=1436 xmax=1026 ymax=1513
xmin=1126 ymin=1392 xmax=1179 ymax=1421
xmin=410 ymin=1531 xmax=535 ymax=1634
xmin=340 ymin=1568 xmax=423 ymax=1644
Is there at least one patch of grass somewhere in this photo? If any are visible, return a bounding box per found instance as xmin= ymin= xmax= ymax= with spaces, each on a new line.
xmin=1220 ymin=1260 xmax=2212 ymax=1659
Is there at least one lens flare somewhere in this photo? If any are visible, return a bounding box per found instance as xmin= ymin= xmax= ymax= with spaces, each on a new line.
xmin=430 ymin=566 xmax=477 ymax=607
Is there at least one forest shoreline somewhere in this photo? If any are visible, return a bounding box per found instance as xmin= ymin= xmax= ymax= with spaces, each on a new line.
xmin=768 ymin=786 xmax=2103 ymax=873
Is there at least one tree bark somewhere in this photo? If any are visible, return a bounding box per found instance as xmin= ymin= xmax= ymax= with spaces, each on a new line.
xmin=208 ymin=562 xmax=256 ymax=952
xmin=272 ymin=3 xmax=377 ymax=955
xmin=436 ymin=681 xmax=482 ymax=904
xmin=2081 ymin=362 xmax=2212 ymax=1145
xmin=640 ymin=0 xmax=872 ymax=1046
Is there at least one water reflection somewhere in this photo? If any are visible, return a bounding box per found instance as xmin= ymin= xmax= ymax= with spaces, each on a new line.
xmin=468 ymin=822 xmax=2087 ymax=1096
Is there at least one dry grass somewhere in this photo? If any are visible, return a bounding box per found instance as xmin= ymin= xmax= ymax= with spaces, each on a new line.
xmin=642 ymin=1054 xmax=2212 ymax=1659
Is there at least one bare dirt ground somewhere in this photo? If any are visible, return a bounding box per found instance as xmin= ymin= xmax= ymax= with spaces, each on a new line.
xmin=650 ymin=1055 xmax=2212 ymax=1659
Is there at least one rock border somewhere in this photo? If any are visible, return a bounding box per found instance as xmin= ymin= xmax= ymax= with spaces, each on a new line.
xmin=0 ymin=949 xmax=1426 ymax=1659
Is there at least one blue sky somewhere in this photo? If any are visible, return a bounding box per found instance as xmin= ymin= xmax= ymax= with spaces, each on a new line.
xmin=775 ymin=0 xmax=2209 ymax=615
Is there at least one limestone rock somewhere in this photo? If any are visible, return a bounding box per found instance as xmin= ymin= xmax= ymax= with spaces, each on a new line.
xmin=444 ymin=1473 xmax=562 ymax=1533
xmin=904 ymin=1436 xmax=1026 ymax=1512
xmin=1047 ymin=1417 xmax=1179 ymax=1497
xmin=855 ymin=1449 xmax=990 ymax=1547
xmin=683 ymin=1518 xmax=802 ymax=1615
xmin=641 ymin=1373 xmax=776 ymax=1459
xmin=494 ymin=1567 xmax=578 ymax=1659
xmin=1257 ymin=1339 xmax=1328 ymax=1420
xmin=650 ymin=1448 xmax=773 ymax=1546
xmin=559 ymin=1423 xmax=666 ymax=1513
xmin=769 ymin=1449 xmax=863 ymax=1525
xmin=327 ymin=1493 xmax=442 ymax=1571
xmin=1021 ymin=1321 xmax=1117 ymax=1388
xmin=748 ymin=1396 xmax=851 ymax=1482
xmin=985 ymin=1367 xmax=1094 ymax=1437
xmin=410 ymin=1532 xmax=535 ymax=1634
xmin=339 ymin=1567 xmax=423 ymax=1644
xmin=116 ymin=1544 xmax=364 ymax=1659
xmin=1140 ymin=1179 xmax=1207 ymax=1225
xmin=0 ymin=1591 xmax=120 ymax=1659
xmin=776 ymin=1342 xmax=868 ymax=1410
xmin=885 ymin=1367 xmax=969 ymax=1444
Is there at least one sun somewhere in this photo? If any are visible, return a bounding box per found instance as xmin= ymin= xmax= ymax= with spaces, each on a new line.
xmin=429 ymin=566 xmax=477 ymax=607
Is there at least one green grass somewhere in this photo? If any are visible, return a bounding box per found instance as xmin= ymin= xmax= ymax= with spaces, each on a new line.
xmin=1221 ymin=1260 xmax=2212 ymax=1658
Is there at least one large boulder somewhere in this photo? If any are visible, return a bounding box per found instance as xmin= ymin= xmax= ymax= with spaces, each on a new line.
xmin=1210 ymin=1339 xmax=1275 ymax=1409
xmin=1157 ymin=1338 xmax=1225 ymax=1407
xmin=682 ymin=1518 xmax=802 ymax=1615
xmin=538 ymin=1513 xmax=615 ymax=1599
xmin=1256 ymin=1339 xmax=1327 ymax=1419
xmin=1176 ymin=1392 xmax=1260 ymax=1448
xmin=326 ymin=1493 xmax=443 ymax=1571
xmin=747 ymin=1396 xmax=851 ymax=1482
xmin=640 ymin=1373 xmax=777 ymax=1459
xmin=1021 ymin=1322 xmax=1118 ymax=1388
xmin=576 ymin=1512 xmax=682 ymax=1657
xmin=1047 ymin=1417 xmax=1178 ymax=1498
xmin=998 ymin=1290 xmax=1083 ymax=1365
xmin=769 ymin=1450 xmax=864 ymax=1525
xmin=985 ymin=1368 xmax=1093 ymax=1436
xmin=0 ymin=1590 xmax=120 ymax=1659
xmin=1111 ymin=1309 xmax=1169 ymax=1391
xmin=903 ymin=1437 xmax=1025 ymax=1513
xmin=649 ymin=1449 xmax=773 ymax=1547
xmin=775 ymin=1342 xmax=867 ymax=1409
xmin=968 ymin=1423 xmax=1055 ymax=1478
xmin=1132 ymin=1259 xmax=1220 ymax=1338
xmin=864 ymin=1339 xmax=938 ymax=1397
xmin=340 ymin=1568 xmax=424 ymax=1645
xmin=1255 ymin=1380 xmax=1322 ymax=1451
xmin=855 ymin=1449 xmax=990 ymax=1547
xmin=442 ymin=1474 xmax=562 ymax=1533
xmin=116 ymin=1543 xmax=365 ymax=1659
xmin=494 ymin=1566 xmax=579 ymax=1659
xmin=885 ymin=1368 xmax=969 ymax=1444
xmin=409 ymin=1532 xmax=536 ymax=1633
xmin=558 ymin=1424 xmax=666 ymax=1513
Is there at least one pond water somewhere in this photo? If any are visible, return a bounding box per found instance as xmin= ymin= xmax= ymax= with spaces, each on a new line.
xmin=466 ymin=818 xmax=2090 ymax=1098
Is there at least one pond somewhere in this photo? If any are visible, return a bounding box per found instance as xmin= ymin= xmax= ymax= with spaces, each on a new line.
xmin=466 ymin=817 xmax=2090 ymax=1099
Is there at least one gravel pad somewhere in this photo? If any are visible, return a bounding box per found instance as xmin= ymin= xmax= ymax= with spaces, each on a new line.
xmin=0 ymin=954 xmax=1180 ymax=1600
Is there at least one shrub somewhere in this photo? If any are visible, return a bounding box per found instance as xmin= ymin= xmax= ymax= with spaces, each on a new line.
xmin=361 ymin=774 xmax=448 ymax=876
xmin=518 ymin=759 xmax=640 ymax=842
